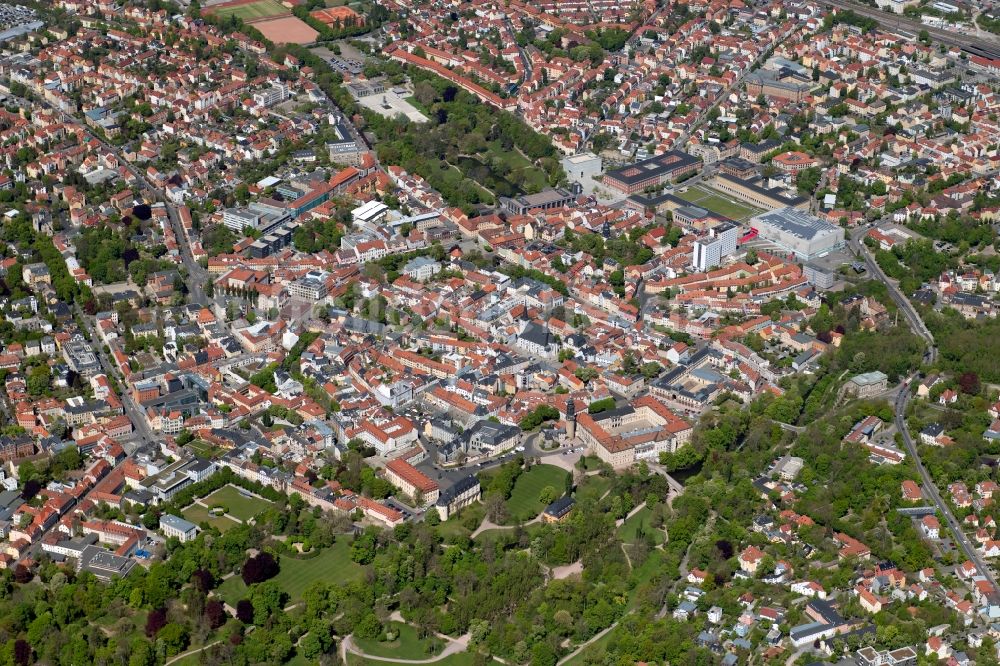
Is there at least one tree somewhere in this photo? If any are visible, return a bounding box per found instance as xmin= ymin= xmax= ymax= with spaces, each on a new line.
xmin=959 ymin=371 xmax=980 ymax=395
xmin=355 ymin=613 xmax=383 ymax=640
xmin=538 ymin=485 xmax=558 ymax=505
xmin=236 ymin=599 xmax=255 ymax=624
xmin=205 ymin=600 xmax=227 ymax=629
xmin=241 ymin=551 xmax=279 ymax=584
xmin=531 ymin=641 xmax=557 ymax=666
xmin=157 ymin=623 xmax=189 ymax=656
xmin=145 ymin=608 xmax=168 ymax=638
xmin=11 ymin=640 xmax=31 ymax=666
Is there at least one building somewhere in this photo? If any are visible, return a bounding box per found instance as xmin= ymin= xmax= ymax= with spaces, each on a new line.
xmin=159 ymin=514 xmax=198 ymax=542
xmin=846 ymin=371 xmax=889 ymax=398
xmin=501 ymin=188 xmax=576 ymax=215
xmin=803 ymin=262 xmax=836 ymax=290
xmin=384 ymin=458 xmax=439 ymax=505
xmin=750 ymin=208 xmax=845 ymax=260
xmin=351 ymin=200 xmax=389 ymax=225
xmin=401 ymin=256 xmax=442 ymax=281
xmin=746 ymin=69 xmax=811 ymax=102
xmin=603 ymin=151 xmax=701 ymax=195
xmin=222 ymin=203 xmax=291 ymax=234
xmin=713 ymin=173 xmax=808 ymax=210
xmin=561 ymin=152 xmax=602 ymax=184
xmin=77 ymin=545 xmax=136 ymax=582
xmin=288 ymin=271 xmax=329 ymax=301
xmin=692 ymin=221 xmax=739 ymax=271
xmin=855 ymin=646 xmax=917 ymax=666
xmin=576 ymin=395 xmax=692 ymax=468
xmin=436 ymin=475 xmax=481 ymax=520
xmin=458 ymin=419 xmax=521 ymax=455
xmin=718 ymin=157 xmax=758 ymax=179
xmin=542 ymin=496 xmax=575 ymax=522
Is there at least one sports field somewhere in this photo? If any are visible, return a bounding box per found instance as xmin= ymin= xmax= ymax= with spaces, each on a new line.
xmin=208 ymin=0 xmax=287 ymax=21
xmin=677 ymin=183 xmax=762 ymax=222
xmin=505 ymin=464 xmax=570 ymax=523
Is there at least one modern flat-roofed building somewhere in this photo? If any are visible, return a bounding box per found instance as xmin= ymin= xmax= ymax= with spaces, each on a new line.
xmin=846 ymin=371 xmax=888 ymax=398
xmin=603 ymin=151 xmax=701 ymax=195
xmin=222 ymin=204 xmax=292 ymax=234
xmin=750 ymin=208 xmax=844 ymax=260
xmin=501 ymin=188 xmax=576 ymax=215
xmin=160 ymin=514 xmax=199 ymax=542
xmin=692 ymin=221 xmax=739 ymax=271
xmin=77 ymin=545 xmax=136 ymax=582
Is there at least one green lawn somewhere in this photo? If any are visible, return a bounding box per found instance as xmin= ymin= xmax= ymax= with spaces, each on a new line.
xmin=209 ymin=0 xmax=287 ymax=20
xmin=181 ymin=504 xmax=240 ymax=533
xmin=617 ymin=506 xmax=664 ymax=545
xmin=217 ymin=539 xmax=365 ymax=604
xmin=352 ymin=622 xmax=442 ymax=660
xmin=203 ymin=485 xmax=273 ymax=523
xmin=678 ymin=185 xmax=762 ymax=222
xmin=561 ymin=626 xmax=617 ymax=666
xmin=187 ymin=440 xmax=224 ymax=459
xmin=487 ymin=140 xmax=548 ymax=193
xmin=436 ymin=503 xmax=484 ymax=541
xmin=574 ymin=475 xmax=612 ymax=504
xmin=505 ymin=464 xmax=570 ymax=523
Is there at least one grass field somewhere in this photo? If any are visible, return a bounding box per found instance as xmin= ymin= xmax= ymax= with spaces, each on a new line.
xmin=181 ymin=504 xmax=240 ymax=533
xmin=187 ymin=440 xmax=225 ymax=459
xmin=436 ymin=503 xmax=484 ymax=541
xmin=209 ymin=0 xmax=287 ymax=21
xmin=574 ymin=474 xmax=612 ymax=504
xmin=617 ymin=506 xmax=664 ymax=545
xmin=677 ymin=184 xmax=762 ymax=222
xmin=487 ymin=140 xmax=548 ymax=193
xmin=352 ymin=622 xmax=442 ymax=660
xmin=203 ymin=485 xmax=273 ymax=523
xmin=217 ymin=539 xmax=364 ymax=604
xmin=505 ymin=464 xmax=570 ymax=523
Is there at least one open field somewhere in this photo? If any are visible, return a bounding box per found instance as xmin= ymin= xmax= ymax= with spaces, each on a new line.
xmin=203 ymin=485 xmax=273 ymax=523
xmin=505 ymin=464 xmax=570 ymax=523
xmin=206 ymin=0 xmax=288 ymax=21
xmin=677 ymin=183 xmax=762 ymax=222
xmin=216 ymin=539 xmax=364 ymax=604
xmin=352 ymin=622 xmax=442 ymax=660
xmin=253 ymin=15 xmax=319 ymax=43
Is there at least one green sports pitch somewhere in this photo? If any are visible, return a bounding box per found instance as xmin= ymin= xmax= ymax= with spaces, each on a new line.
xmin=677 ymin=184 xmax=763 ymax=222
xmin=208 ymin=0 xmax=287 ymax=21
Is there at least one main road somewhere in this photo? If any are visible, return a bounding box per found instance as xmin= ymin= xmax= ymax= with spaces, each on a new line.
xmin=894 ymin=385 xmax=999 ymax=596
xmin=848 ymin=225 xmax=936 ymax=363
xmin=848 ymin=227 xmax=997 ymax=594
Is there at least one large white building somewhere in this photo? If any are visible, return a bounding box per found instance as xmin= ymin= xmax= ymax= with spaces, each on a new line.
xmin=750 ymin=208 xmax=844 ymax=260
xmin=692 ymin=221 xmax=739 ymax=271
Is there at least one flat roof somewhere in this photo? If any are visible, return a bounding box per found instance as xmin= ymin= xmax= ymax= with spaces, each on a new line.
xmin=605 ymin=151 xmax=700 ymax=185
xmin=752 ymin=207 xmax=841 ymax=242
